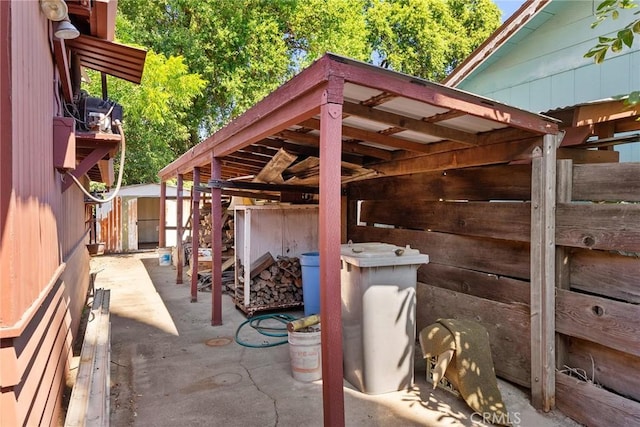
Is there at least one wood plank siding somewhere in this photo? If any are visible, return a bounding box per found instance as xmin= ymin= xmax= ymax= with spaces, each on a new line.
xmin=1 ymin=3 xmax=92 ymax=425
xmin=346 ymin=160 xmax=640 ymax=421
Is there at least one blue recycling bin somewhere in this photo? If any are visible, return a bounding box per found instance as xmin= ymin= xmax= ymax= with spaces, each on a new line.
xmin=300 ymin=252 xmax=320 ymax=316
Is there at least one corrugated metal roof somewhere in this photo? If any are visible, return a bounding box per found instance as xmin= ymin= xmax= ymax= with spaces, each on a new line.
xmin=159 ymin=54 xmax=560 ymax=190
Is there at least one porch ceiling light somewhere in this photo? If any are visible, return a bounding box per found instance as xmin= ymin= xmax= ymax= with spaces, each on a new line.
xmin=54 ymin=18 xmax=80 ymax=40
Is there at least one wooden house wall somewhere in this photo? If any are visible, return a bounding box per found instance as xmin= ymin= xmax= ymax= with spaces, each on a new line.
xmin=554 ymin=161 xmax=640 ymax=427
xmin=347 ymin=164 xmax=534 ymax=387
xmin=0 ymin=2 xmax=92 ymax=425
xmin=456 ymin=2 xmax=640 ymax=115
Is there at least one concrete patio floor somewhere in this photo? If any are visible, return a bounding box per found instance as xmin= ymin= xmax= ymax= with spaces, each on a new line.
xmin=89 ymin=251 xmax=580 ymax=427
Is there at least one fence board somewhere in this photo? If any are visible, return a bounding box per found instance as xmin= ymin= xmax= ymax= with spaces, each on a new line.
xmin=418 ymin=263 xmax=530 ymax=305
xmin=556 ymin=203 xmax=640 ymax=251
xmin=348 ymin=225 xmax=531 ymax=279
xmin=556 ymin=289 xmax=640 ymax=358
xmin=417 ymin=283 xmax=530 ymax=387
xmin=347 ymin=164 xmax=531 ymax=201
xmin=572 ymin=163 xmax=640 ymax=202
xmin=570 ymin=249 xmax=640 ymax=303
xmin=565 ymin=336 xmax=640 ymax=402
xmin=360 ymin=201 xmax=531 ymax=242
xmin=556 ymin=372 xmax=640 ymax=427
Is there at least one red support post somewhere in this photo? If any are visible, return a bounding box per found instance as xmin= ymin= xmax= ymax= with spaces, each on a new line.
xmin=191 ymin=167 xmax=201 ymax=302
xmin=319 ymin=78 xmax=345 ymax=427
xmin=176 ymin=174 xmax=184 ymax=285
xmin=211 ymin=155 xmax=223 ymax=325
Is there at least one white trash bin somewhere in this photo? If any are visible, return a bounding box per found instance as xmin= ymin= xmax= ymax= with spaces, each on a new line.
xmin=340 ymin=242 xmax=429 ymax=394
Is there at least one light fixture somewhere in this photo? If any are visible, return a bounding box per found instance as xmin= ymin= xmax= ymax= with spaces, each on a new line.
xmin=54 ymin=18 xmax=80 ymax=40
xmin=40 ymin=0 xmax=68 ymax=21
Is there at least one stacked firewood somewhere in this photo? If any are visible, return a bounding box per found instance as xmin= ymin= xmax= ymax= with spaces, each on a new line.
xmin=198 ymin=201 xmax=234 ymax=250
xmin=236 ymin=255 xmax=303 ymax=307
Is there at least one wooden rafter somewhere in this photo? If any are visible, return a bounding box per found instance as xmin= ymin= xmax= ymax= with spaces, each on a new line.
xmin=299 ymin=118 xmax=439 ymax=153
xmin=342 ymin=101 xmax=479 ymax=146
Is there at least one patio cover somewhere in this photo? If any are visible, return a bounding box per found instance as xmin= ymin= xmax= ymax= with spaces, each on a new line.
xmin=158 ymin=53 xmax=561 ymax=426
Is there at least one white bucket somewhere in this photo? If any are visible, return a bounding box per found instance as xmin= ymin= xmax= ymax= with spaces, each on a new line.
xmin=158 ymin=248 xmax=172 ymax=266
xmin=288 ymin=327 xmax=322 ymax=382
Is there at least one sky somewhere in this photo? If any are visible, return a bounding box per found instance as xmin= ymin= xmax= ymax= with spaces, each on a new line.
xmin=495 ymin=0 xmax=527 ymax=22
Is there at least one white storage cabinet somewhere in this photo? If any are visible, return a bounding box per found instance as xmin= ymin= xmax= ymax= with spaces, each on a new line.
xmin=234 ymin=204 xmax=319 ymax=315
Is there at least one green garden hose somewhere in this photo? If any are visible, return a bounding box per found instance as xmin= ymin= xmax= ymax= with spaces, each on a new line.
xmin=234 ymin=313 xmax=298 ymax=348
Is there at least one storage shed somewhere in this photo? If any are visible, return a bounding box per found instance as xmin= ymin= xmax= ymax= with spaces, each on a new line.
xmin=95 ymin=183 xmax=191 ymax=252
xmin=157 ymin=53 xmax=639 ymax=426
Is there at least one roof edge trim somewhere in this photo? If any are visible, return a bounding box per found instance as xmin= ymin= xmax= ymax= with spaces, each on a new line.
xmin=442 ymin=0 xmax=551 ymax=88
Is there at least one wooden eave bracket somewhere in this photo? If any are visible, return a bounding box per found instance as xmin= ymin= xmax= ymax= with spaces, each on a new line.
xmin=62 ymin=144 xmax=112 ymax=192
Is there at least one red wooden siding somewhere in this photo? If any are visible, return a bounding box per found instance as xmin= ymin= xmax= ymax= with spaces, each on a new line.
xmin=1 ymin=3 xmax=92 ymax=426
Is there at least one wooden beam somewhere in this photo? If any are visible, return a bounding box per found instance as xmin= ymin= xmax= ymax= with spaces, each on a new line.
xmin=368 ymin=136 xmax=541 ymax=177
xmin=556 ymin=148 xmax=619 ymax=164
xmin=206 ymin=180 xmax=319 ymax=194
xmin=342 ymin=101 xmax=479 ymax=146
xmin=299 ymin=117 xmax=448 ymax=153
xmin=62 ymin=145 xmax=111 ymax=192
xmin=530 ymin=134 xmax=559 ymax=411
xmin=574 ymin=100 xmax=639 ymax=127
xmin=277 ymin=129 xmax=393 ymax=160
xmin=319 ymin=80 xmax=345 ymax=427
xmin=254 ymin=148 xmax=297 ymax=184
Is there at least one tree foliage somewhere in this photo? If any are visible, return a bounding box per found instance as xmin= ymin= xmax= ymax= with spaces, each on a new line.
xmin=367 ymin=0 xmax=501 ymax=80
xmin=116 ymin=0 xmax=500 ymax=133
xmin=585 ymin=0 xmax=640 ymax=105
xmin=84 ymin=50 xmax=205 ymax=184
xmin=107 ymin=0 xmax=500 ymax=184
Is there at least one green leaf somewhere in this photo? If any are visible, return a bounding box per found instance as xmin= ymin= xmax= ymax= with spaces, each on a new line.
xmin=633 ymin=19 xmax=640 ymax=33
xmin=619 ymin=28 xmax=634 ymax=46
xmin=594 ymin=48 xmax=607 ymax=63
xmin=612 ymin=9 xmax=620 ymax=19
xmin=597 ymin=0 xmax=617 ymax=11
xmin=598 ymin=35 xmax=617 ymax=42
xmin=627 ymin=90 xmax=640 ymax=105
xmin=611 ymin=38 xmax=623 ymax=52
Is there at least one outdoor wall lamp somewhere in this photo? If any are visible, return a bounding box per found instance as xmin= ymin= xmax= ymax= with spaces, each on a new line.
xmin=40 ymin=0 xmax=80 ymax=40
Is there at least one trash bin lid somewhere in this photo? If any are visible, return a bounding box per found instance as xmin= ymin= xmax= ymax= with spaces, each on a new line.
xmin=340 ymin=242 xmax=429 ymax=267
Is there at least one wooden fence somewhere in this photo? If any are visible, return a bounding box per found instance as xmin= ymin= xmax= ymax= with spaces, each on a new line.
xmin=346 ymin=161 xmax=640 ymax=425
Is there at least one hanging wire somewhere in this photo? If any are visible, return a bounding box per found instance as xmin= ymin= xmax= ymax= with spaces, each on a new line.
xmin=65 ymin=120 xmax=126 ymax=204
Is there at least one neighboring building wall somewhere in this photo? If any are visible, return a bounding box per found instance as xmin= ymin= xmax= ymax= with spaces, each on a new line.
xmin=457 ymin=2 xmax=640 ymax=113
xmin=0 ymin=2 xmax=91 ymax=426
xmin=454 ymin=1 xmax=639 ymax=161
xmin=96 ymin=185 xmax=191 ymax=252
